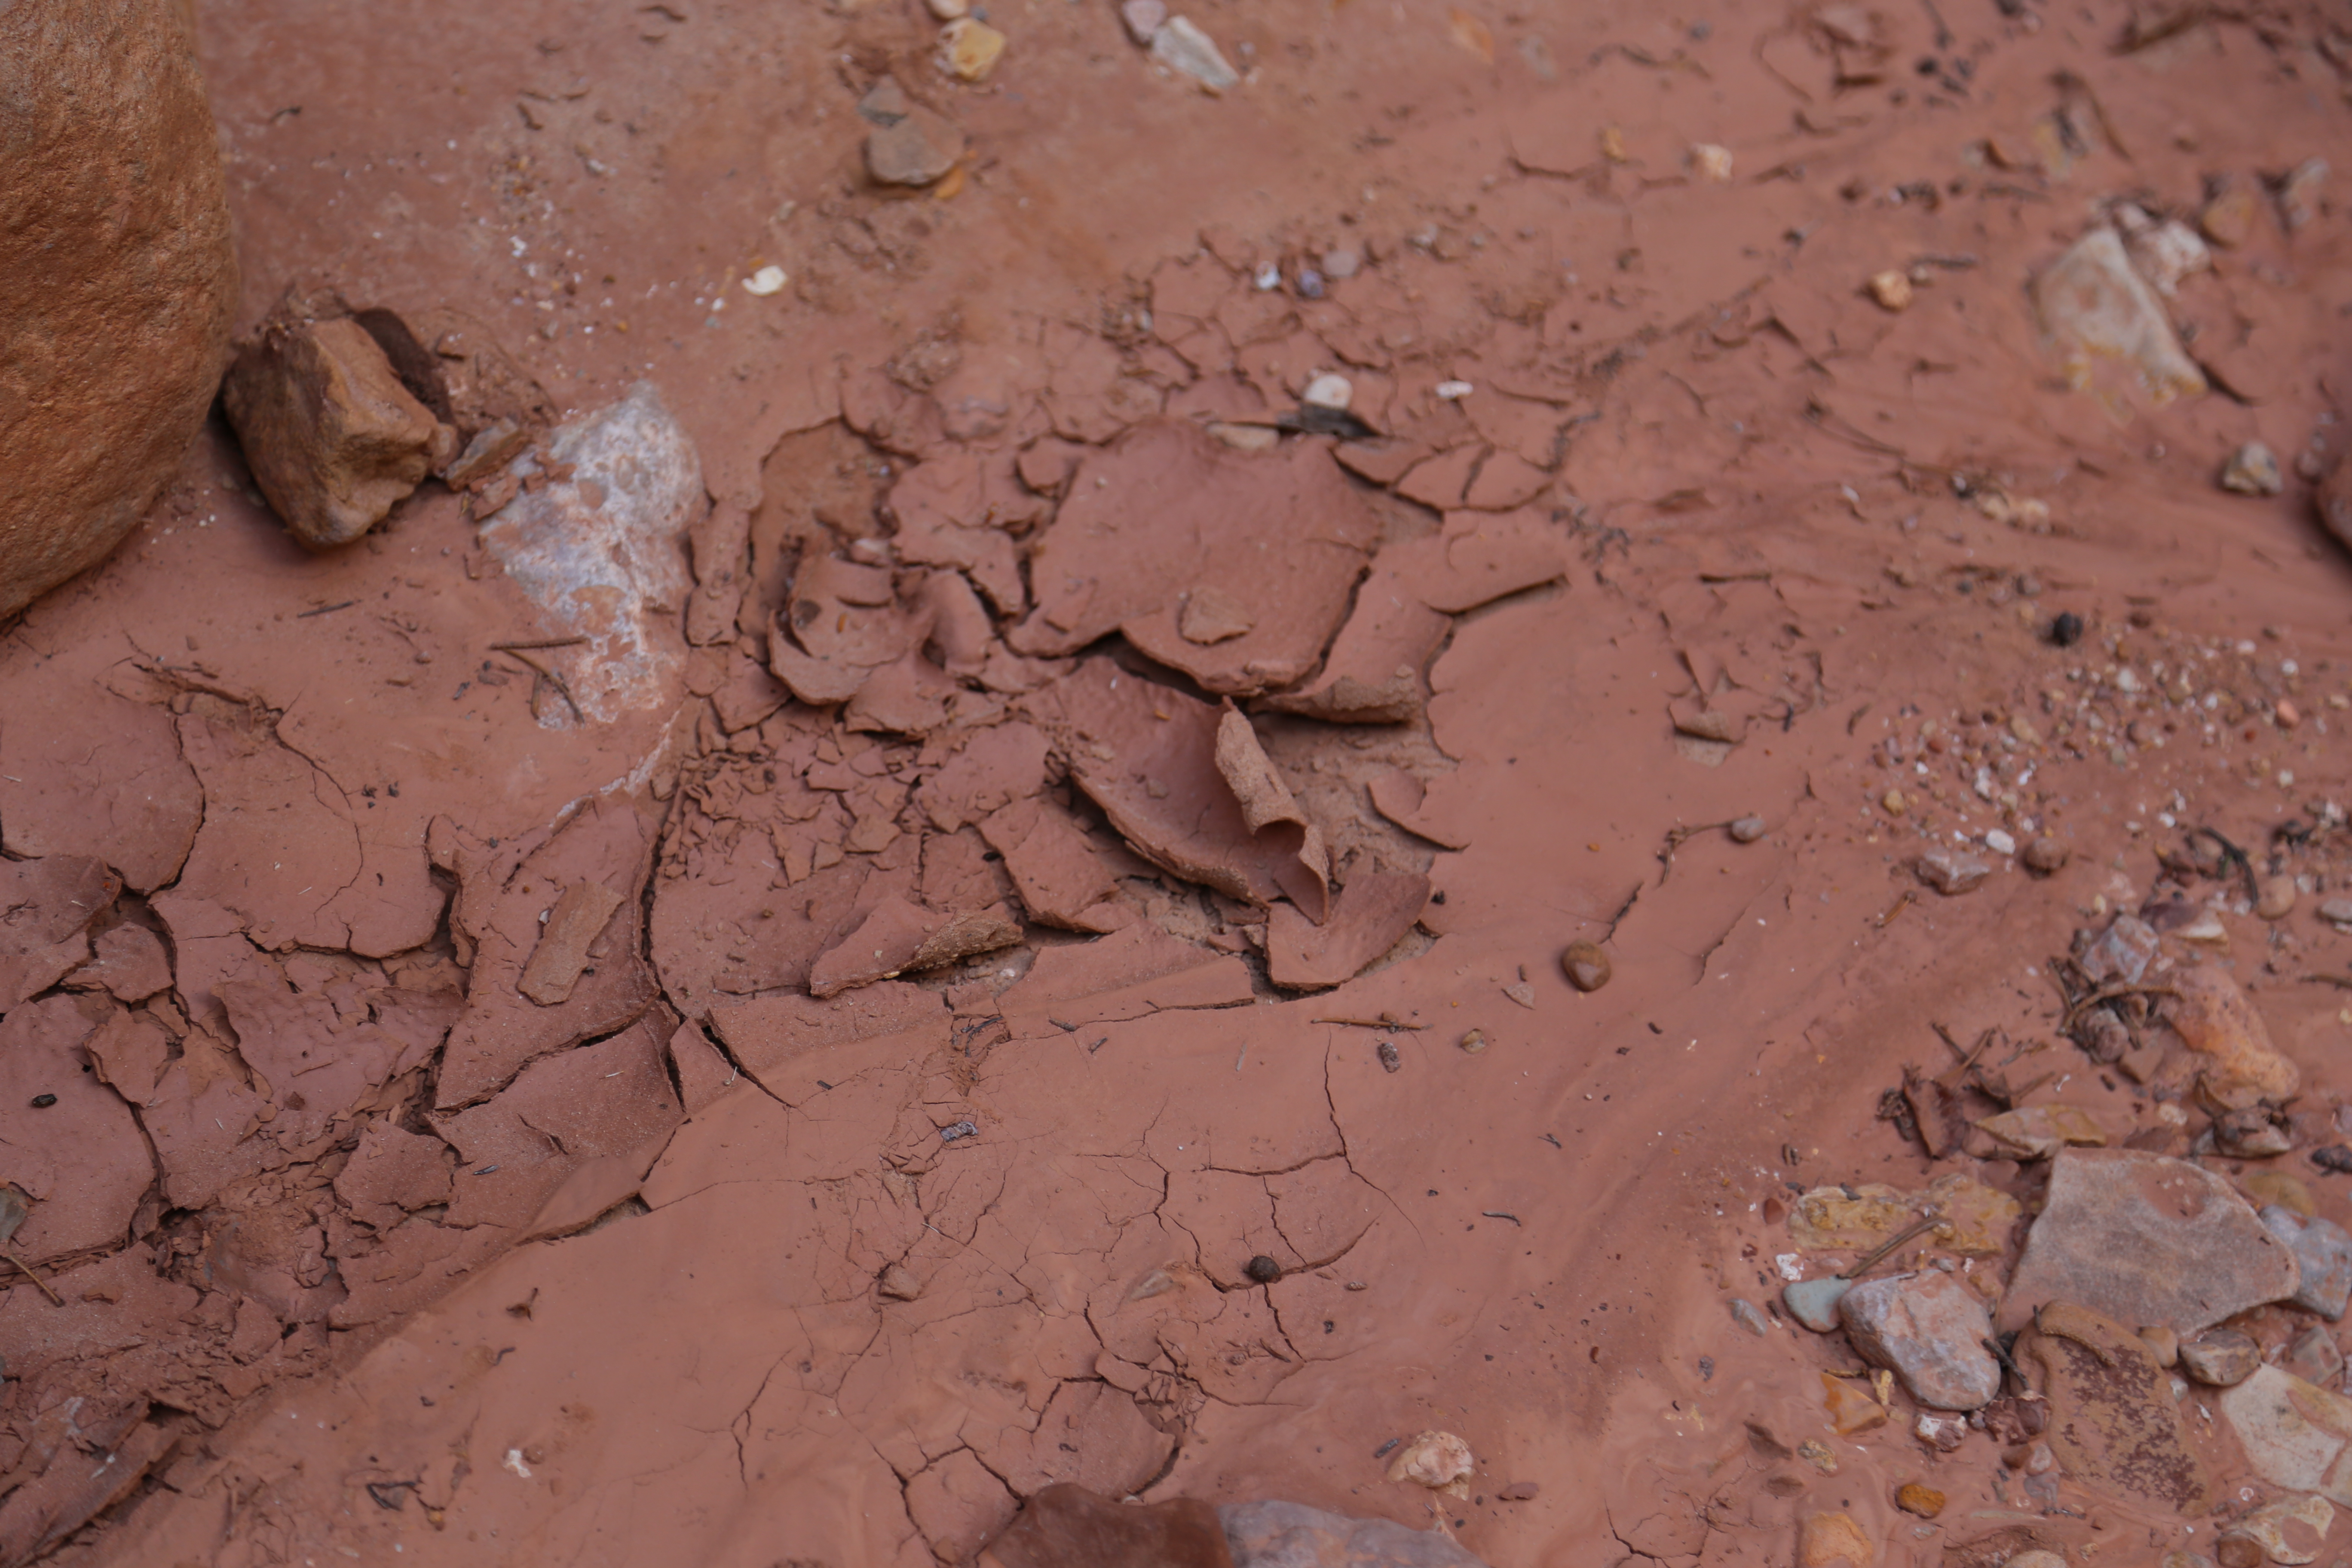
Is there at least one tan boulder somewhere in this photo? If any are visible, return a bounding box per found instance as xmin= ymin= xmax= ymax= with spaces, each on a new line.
xmin=0 ymin=0 xmax=239 ymax=620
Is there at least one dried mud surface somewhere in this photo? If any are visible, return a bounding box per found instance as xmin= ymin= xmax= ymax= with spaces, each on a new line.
xmin=4 ymin=0 xmax=2352 ymax=1564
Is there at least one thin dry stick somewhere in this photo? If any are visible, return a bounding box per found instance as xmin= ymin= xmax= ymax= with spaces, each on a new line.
xmin=490 ymin=637 xmax=588 ymax=652
xmin=4 ymin=1246 xmax=61 ymax=1306
xmin=1839 ymin=1208 xmax=1944 ymax=1282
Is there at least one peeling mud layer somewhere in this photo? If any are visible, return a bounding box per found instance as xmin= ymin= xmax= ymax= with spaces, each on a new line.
xmin=6 ymin=0 xmax=2352 ymax=1563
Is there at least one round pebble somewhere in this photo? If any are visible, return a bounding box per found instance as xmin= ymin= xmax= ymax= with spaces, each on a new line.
xmin=1727 ymin=815 xmax=1767 ymax=843
xmin=1561 ymin=941 xmax=1612 ymax=992
xmin=1458 ymin=1028 xmax=1487 ymax=1054
xmin=28 ymin=1094 xmax=54 ymax=1109
xmin=1302 ymin=372 xmax=1354 ymax=411
xmin=2257 ymin=874 xmax=2298 ymax=921
xmin=2049 ymin=611 xmax=2084 ymax=647
xmin=1245 ymin=1254 xmax=1283 ymax=1284
xmin=1293 ymin=267 xmax=1326 ymax=300
xmin=2021 ymin=837 xmax=2069 ymax=874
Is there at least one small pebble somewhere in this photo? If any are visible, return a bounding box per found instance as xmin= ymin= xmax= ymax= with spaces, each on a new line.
xmin=2321 ymin=897 xmax=2352 ymax=928
xmin=1294 ymin=267 xmax=1325 ymax=299
xmin=2179 ymin=1327 xmax=2260 ymax=1386
xmin=1796 ymin=1439 xmax=1839 ymax=1474
xmin=1727 ymin=815 xmax=1767 ymax=843
xmin=1868 ymin=270 xmax=1914 ymax=312
xmin=1458 ymin=1028 xmax=1487 ymax=1054
xmin=1434 ymin=380 xmax=1473 ymax=399
xmin=1245 ymin=1254 xmax=1283 ymax=1283
xmin=1893 ymin=1482 xmax=1945 ymax=1519
xmin=742 ymin=264 xmax=788 ymax=296
xmin=1252 ymin=262 xmax=1281 ymax=291
xmin=1501 ymin=981 xmax=1536 ymax=1009
xmin=1302 ymin=372 xmax=1354 ymax=411
xmin=1984 ymin=828 xmax=2016 ymax=856
xmin=1915 ymin=847 xmax=1991 ymax=895
xmin=2021 ymin=837 xmax=2069 ymax=874
xmin=1560 ymin=940 xmax=1612 ymax=992
xmin=1783 ymin=1276 xmax=1852 ymax=1332
xmin=2221 ymin=442 xmax=2284 ymax=496
xmin=1376 ymin=1039 xmax=1402 ymax=1072
xmin=2258 ymin=875 xmax=2299 ymax=921
xmin=926 ymin=0 xmax=968 ymax=17
xmin=1691 ymin=142 xmax=1733 ymax=182
xmin=878 ymin=1262 xmax=922 ymax=1300
xmin=1730 ymin=1298 xmax=1771 ymax=1336
xmin=2049 ymin=611 xmax=2084 ymax=646
xmin=28 ymin=1094 xmax=54 ymax=1109
xmin=1496 ymin=1481 xmax=1540 ymax=1502
xmin=1321 ymin=247 xmax=1361 ymax=279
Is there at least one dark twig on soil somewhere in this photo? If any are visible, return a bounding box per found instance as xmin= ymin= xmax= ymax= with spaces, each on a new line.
xmin=490 ymin=636 xmax=588 ymax=652
xmin=296 ymin=600 xmax=358 ymax=619
xmin=1839 ymin=1208 xmax=1943 ymax=1281
xmin=2186 ymin=825 xmax=2260 ymax=907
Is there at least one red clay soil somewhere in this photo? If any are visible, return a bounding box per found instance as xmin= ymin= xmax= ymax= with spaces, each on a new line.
xmin=5 ymin=0 xmax=2352 ymax=1564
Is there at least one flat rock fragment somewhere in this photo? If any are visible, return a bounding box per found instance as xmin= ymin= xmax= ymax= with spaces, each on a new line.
xmin=2031 ymin=225 xmax=2206 ymax=407
xmin=223 ymin=313 xmax=446 ymax=549
xmin=518 ymin=880 xmax=627 ymax=1005
xmin=2219 ymin=1366 xmax=2352 ymax=1503
xmin=2262 ymin=1206 xmax=2352 ymax=1320
xmin=1010 ymin=420 xmax=1379 ymax=696
xmin=2026 ymin=1300 xmax=2211 ymax=1510
xmin=1216 ymin=1498 xmax=1489 ymax=1567
xmin=1836 ymin=1270 xmax=2001 ymax=1409
xmin=2001 ymin=1148 xmax=2300 ymax=1332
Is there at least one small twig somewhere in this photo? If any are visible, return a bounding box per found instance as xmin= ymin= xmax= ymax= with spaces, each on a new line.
xmin=490 ymin=636 xmax=588 ymax=652
xmin=1839 ymin=1208 xmax=1942 ymax=1281
xmin=4 ymin=1246 xmax=61 ymax=1306
xmin=2061 ymin=983 xmax=2178 ymax=1035
xmin=1982 ymin=1333 xmax=2026 ymax=1395
xmin=2299 ymin=974 xmax=2352 ymax=991
xmin=296 ymin=600 xmax=358 ymax=619
xmin=2186 ymin=824 xmax=2260 ymax=908
xmin=1481 ymin=1211 xmax=1523 ymax=1225
xmin=1874 ymin=890 xmax=1915 ymax=928
xmin=1313 ymin=1014 xmax=1427 ymax=1031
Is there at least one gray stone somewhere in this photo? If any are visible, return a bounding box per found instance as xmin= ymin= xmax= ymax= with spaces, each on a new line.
xmin=2219 ymin=1366 xmax=2352 ymax=1503
xmin=1221 ymin=1498 xmax=1491 ymax=1566
xmin=1784 ymin=1276 xmax=1852 ymax=1332
xmin=1837 ymin=1271 xmax=2002 ymax=1410
xmin=2265 ymin=1207 xmax=2352 ymax=1320
xmin=1730 ymin=1298 xmax=1770 ymax=1337
xmin=1152 ymin=15 xmax=1240 ymax=90
xmin=2180 ymin=1328 xmax=2260 ymax=1387
xmin=2000 ymin=1148 xmax=2302 ymax=1333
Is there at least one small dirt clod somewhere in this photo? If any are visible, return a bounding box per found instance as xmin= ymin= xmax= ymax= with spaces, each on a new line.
xmin=1246 ymin=1254 xmax=1283 ymax=1284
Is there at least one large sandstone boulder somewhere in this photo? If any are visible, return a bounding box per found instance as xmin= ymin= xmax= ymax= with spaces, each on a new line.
xmin=0 ymin=0 xmax=239 ymax=621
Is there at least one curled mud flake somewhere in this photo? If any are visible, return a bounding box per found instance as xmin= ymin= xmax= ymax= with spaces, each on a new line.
xmin=1560 ymin=941 xmax=1611 ymax=992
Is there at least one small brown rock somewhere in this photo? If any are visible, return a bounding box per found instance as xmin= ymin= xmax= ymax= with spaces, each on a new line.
xmin=2258 ymin=876 xmax=2299 ymax=921
xmin=864 ymin=98 xmax=965 ymax=186
xmin=223 ymin=313 xmax=445 ymax=550
xmin=1385 ymin=1430 xmax=1473 ymax=1495
xmin=1796 ymin=1439 xmax=1839 ymax=1474
xmin=1821 ymin=1373 xmax=1887 ymax=1436
xmin=1893 ymin=1482 xmax=1945 ymax=1519
xmin=1496 ymin=1481 xmax=1540 ymax=1502
xmin=1560 ymin=941 xmax=1612 ymax=992
xmin=2022 ymin=836 xmax=2070 ymax=874
xmin=1728 ymin=816 xmax=1768 ymax=843
xmin=2180 ymin=1327 xmax=2261 ymax=1386
xmin=1458 ymin=1029 xmax=1487 ymax=1054
xmin=878 ymin=1262 xmax=922 ymax=1300
xmin=2200 ymin=183 xmax=2262 ymax=248
xmin=2216 ymin=1534 xmax=2264 ymax=1568
xmin=2222 ymin=443 xmax=2285 ymax=497
xmin=2138 ymin=1325 xmax=2180 ymax=1368
xmin=938 ymin=17 xmax=1005 ymax=80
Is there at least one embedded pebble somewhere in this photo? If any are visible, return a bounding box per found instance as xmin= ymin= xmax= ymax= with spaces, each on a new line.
xmin=1245 ymin=1254 xmax=1283 ymax=1284
xmin=1783 ymin=1276 xmax=1852 ymax=1332
xmin=1983 ymin=828 xmax=2016 ymax=856
xmin=2261 ymin=1206 xmax=2352 ymax=1320
xmin=1730 ymin=1298 xmax=1770 ymax=1337
xmin=1868 ymin=270 xmax=1914 ymax=312
xmin=741 ymin=265 xmax=788 ymax=296
xmin=1302 ymin=372 xmax=1354 ymax=411
xmin=1690 ymin=143 xmax=1733 ymax=182
xmin=2223 ymin=442 xmax=2285 ymax=496
xmin=1796 ymin=1439 xmax=1838 ymax=1473
xmin=878 ymin=1262 xmax=922 ymax=1300
xmin=1893 ymin=1482 xmax=1945 ymax=1518
xmin=939 ymin=18 xmax=1007 ymax=81
xmin=1151 ymin=15 xmax=1240 ymax=90
xmin=1321 ymin=247 xmax=1361 ymax=279
xmin=1376 ymin=1039 xmax=1401 ymax=1073
xmin=1560 ymin=941 xmax=1612 ymax=992
xmin=1914 ymin=1413 xmax=1968 ymax=1452
xmin=2180 ymin=1327 xmax=2261 ymax=1386
xmin=1457 ymin=1029 xmax=1486 ymax=1054
xmin=1915 ymin=847 xmax=1991 ymax=895
xmin=1798 ymin=1511 xmax=1872 ymax=1568
xmin=1118 ymin=0 xmax=1165 ymax=42
xmin=1293 ymin=267 xmax=1325 ymax=300
xmin=1434 ymin=380 xmax=1473 ymax=400
xmin=1728 ymin=815 xmax=1767 ymax=843
xmin=2259 ymin=875 xmax=2300 ymax=920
